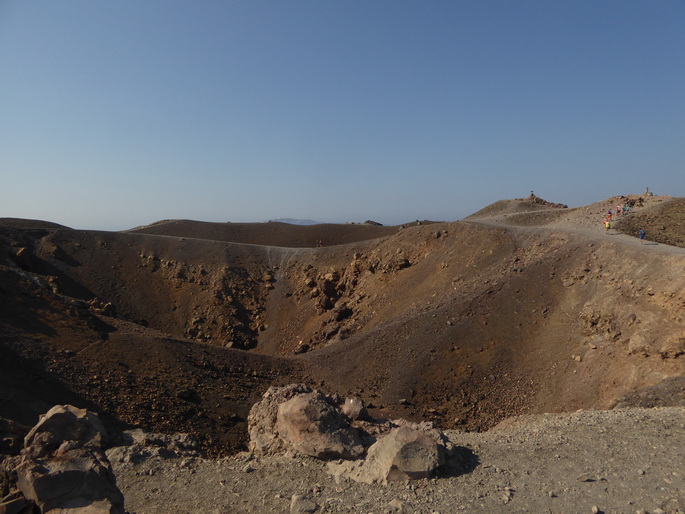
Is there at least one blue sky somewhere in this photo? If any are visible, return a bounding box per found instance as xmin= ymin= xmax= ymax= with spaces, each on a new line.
xmin=1 ymin=1 xmax=684 ymax=230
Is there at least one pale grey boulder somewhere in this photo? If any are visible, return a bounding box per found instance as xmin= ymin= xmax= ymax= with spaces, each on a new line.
xmin=372 ymin=426 xmax=444 ymax=481
xmin=16 ymin=447 xmax=124 ymax=513
xmin=24 ymin=405 xmax=107 ymax=458
xmin=276 ymin=393 xmax=363 ymax=459
xmin=328 ymin=426 xmax=445 ymax=485
xmin=248 ymin=384 xmax=314 ymax=455
xmin=8 ymin=405 xmax=124 ymax=514
xmin=248 ymin=384 xmax=363 ymax=459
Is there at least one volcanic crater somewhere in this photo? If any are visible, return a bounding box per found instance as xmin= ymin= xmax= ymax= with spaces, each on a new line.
xmin=1 ymin=193 xmax=684 ymax=456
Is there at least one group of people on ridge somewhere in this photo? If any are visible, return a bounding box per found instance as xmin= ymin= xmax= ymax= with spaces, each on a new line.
xmin=602 ymin=200 xmax=646 ymax=243
xmin=603 ymin=203 xmax=630 ymax=231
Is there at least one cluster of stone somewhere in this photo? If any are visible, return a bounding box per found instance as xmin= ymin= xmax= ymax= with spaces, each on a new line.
xmin=248 ymin=384 xmax=458 ymax=485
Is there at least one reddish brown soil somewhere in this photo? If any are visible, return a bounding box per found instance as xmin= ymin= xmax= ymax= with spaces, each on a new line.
xmin=1 ymin=195 xmax=684 ymax=456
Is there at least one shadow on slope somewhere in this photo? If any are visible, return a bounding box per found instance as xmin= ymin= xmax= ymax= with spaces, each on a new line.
xmin=0 ymin=255 xmax=304 ymax=455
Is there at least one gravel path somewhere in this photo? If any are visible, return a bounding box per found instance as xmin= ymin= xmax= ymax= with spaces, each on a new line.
xmin=110 ymin=406 xmax=685 ymax=513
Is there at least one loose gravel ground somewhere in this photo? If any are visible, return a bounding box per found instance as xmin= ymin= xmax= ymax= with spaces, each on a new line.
xmin=110 ymin=406 xmax=685 ymax=513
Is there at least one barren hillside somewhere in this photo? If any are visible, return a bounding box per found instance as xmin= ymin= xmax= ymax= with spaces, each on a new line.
xmin=1 ymin=193 xmax=684 ymax=458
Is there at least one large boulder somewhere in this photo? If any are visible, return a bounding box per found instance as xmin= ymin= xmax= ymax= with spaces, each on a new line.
xmin=24 ymin=405 xmax=107 ymax=458
xmin=276 ymin=393 xmax=363 ymax=459
xmin=248 ymin=385 xmax=363 ymax=459
xmin=328 ymin=426 xmax=446 ymax=485
xmin=15 ymin=446 xmax=124 ymax=513
xmin=248 ymin=384 xmax=313 ymax=455
xmin=4 ymin=405 xmax=124 ymax=514
xmin=369 ymin=426 xmax=444 ymax=482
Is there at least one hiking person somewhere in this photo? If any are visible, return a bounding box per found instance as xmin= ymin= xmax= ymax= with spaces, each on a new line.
xmin=639 ymin=229 xmax=646 ymax=243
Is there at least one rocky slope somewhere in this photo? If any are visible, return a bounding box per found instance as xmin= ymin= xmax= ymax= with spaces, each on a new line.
xmin=0 ymin=192 xmax=683 ymax=460
xmin=5 ymin=401 xmax=682 ymax=513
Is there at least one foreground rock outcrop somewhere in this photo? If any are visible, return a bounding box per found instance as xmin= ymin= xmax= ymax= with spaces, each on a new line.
xmin=328 ymin=425 xmax=446 ymax=485
xmin=248 ymin=384 xmax=460 ymax=485
xmin=1 ymin=405 xmax=124 ymax=514
xmin=106 ymin=428 xmax=202 ymax=466
xmin=248 ymin=384 xmax=364 ymax=459
xmin=276 ymin=393 xmax=364 ymax=459
xmin=110 ymin=406 xmax=685 ymax=513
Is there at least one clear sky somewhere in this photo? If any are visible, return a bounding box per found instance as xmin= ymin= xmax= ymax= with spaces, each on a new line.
xmin=1 ymin=1 xmax=684 ymax=230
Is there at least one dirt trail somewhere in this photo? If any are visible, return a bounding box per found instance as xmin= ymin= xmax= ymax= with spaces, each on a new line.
xmin=464 ymin=192 xmax=685 ymax=255
xmin=465 ymin=196 xmax=685 ymax=256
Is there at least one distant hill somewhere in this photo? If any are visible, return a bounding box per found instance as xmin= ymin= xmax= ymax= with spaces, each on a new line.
xmin=465 ymin=194 xmax=567 ymax=220
xmin=127 ymin=219 xmax=398 ymax=247
xmin=0 ymin=218 xmax=71 ymax=230
xmin=268 ymin=218 xmax=321 ymax=225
